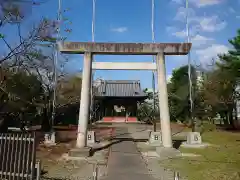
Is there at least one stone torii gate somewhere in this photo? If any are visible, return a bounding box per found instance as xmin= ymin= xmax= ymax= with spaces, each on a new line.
xmin=58 ymin=42 xmax=191 ymax=150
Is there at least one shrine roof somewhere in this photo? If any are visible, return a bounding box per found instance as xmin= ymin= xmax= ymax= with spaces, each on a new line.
xmin=94 ymin=80 xmax=147 ymax=98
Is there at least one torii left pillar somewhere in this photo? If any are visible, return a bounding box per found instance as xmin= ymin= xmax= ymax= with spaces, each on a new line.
xmin=76 ymin=52 xmax=92 ymax=148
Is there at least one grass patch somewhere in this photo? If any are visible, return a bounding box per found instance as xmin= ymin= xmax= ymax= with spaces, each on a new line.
xmin=161 ymin=130 xmax=240 ymax=180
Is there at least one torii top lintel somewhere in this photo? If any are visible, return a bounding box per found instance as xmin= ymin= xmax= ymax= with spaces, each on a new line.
xmin=58 ymin=42 xmax=192 ymax=55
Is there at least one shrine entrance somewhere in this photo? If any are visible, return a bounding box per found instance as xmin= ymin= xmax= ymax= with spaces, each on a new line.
xmin=93 ymin=80 xmax=148 ymax=123
xmin=58 ymin=41 xmax=191 ymax=149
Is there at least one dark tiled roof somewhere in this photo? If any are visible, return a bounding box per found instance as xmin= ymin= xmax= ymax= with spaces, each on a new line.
xmin=95 ymin=80 xmax=147 ymax=97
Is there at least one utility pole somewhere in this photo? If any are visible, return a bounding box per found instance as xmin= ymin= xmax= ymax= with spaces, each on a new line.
xmin=45 ymin=0 xmax=62 ymax=146
xmin=90 ymin=0 xmax=96 ymax=128
xmin=186 ymin=0 xmax=195 ymax=131
xmin=151 ymin=0 xmax=157 ymax=131
xmin=52 ymin=0 xmax=62 ymax=127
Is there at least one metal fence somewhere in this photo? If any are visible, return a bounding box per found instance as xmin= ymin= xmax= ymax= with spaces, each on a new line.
xmin=0 ymin=132 xmax=38 ymax=180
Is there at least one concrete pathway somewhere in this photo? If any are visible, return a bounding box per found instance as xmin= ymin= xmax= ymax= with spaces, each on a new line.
xmin=102 ymin=126 xmax=156 ymax=180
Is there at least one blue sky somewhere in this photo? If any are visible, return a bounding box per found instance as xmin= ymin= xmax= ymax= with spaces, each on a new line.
xmin=1 ymin=0 xmax=240 ymax=89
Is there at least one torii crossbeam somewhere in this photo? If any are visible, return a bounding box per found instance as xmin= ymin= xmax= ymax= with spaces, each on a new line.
xmin=58 ymin=42 xmax=191 ymax=55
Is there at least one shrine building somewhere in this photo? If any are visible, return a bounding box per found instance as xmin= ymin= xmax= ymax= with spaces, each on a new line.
xmin=93 ymin=80 xmax=148 ymax=122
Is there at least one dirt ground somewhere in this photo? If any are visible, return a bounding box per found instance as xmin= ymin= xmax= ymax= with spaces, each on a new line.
xmin=36 ymin=126 xmax=115 ymax=176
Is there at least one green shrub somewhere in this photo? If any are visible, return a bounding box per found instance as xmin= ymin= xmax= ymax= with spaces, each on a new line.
xmin=200 ymin=122 xmax=216 ymax=134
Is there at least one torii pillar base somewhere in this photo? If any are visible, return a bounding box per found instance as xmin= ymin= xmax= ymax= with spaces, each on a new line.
xmin=156 ymin=147 xmax=181 ymax=161
xmin=69 ymin=147 xmax=91 ymax=157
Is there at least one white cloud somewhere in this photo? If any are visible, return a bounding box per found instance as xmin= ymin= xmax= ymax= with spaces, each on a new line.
xmin=167 ymin=26 xmax=187 ymax=38
xmin=167 ymin=74 xmax=173 ymax=83
xmin=172 ymin=0 xmax=223 ymax=7
xmin=173 ymin=7 xmax=226 ymax=33
xmin=191 ymin=35 xmax=214 ymax=47
xmin=171 ymin=0 xmax=182 ymax=4
xmin=199 ymin=16 xmax=226 ymax=32
xmin=166 ymin=26 xmax=176 ymax=33
xmin=171 ymin=25 xmax=201 ymax=39
xmin=174 ymin=7 xmax=197 ymax=22
xmin=228 ymin=7 xmax=235 ymax=13
xmin=111 ymin=27 xmax=128 ymax=33
xmin=172 ymin=30 xmax=187 ymax=38
xmin=195 ymin=44 xmax=229 ymax=64
xmin=172 ymin=30 xmax=214 ymax=48
xmin=169 ymin=55 xmax=188 ymax=67
xmin=190 ymin=0 xmax=223 ymax=7
xmin=168 ymin=26 xmax=200 ymax=45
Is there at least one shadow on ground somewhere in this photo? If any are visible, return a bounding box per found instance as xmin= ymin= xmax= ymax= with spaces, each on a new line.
xmin=41 ymin=177 xmax=73 ymax=180
xmin=90 ymin=138 xmax=185 ymax=156
xmin=216 ymin=124 xmax=240 ymax=132
xmin=173 ymin=140 xmax=185 ymax=149
xmin=89 ymin=137 xmax=148 ymax=156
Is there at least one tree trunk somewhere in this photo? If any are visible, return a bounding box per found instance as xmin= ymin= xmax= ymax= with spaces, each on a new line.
xmin=227 ymin=104 xmax=236 ymax=129
xmin=0 ymin=114 xmax=10 ymax=133
xmin=0 ymin=119 xmax=8 ymax=133
xmin=222 ymin=111 xmax=229 ymax=126
xmin=41 ymin=108 xmax=51 ymax=132
xmin=228 ymin=111 xmax=235 ymax=129
xmin=153 ymin=121 xmax=156 ymax=132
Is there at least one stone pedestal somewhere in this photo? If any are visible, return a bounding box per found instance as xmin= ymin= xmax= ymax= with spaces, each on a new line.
xmin=181 ymin=132 xmax=209 ymax=148
xmin=148 ymin=131 xmax=162 ymax=146
xmin=156 ymin=147 xmax=181 ymax=160
xmin=87 ymin=131 xmax=96 ymax=145
xmin=187 ymin=132 xmax=202 ymax=144
xmin=44 ymin=131 xmax=56 ymax=146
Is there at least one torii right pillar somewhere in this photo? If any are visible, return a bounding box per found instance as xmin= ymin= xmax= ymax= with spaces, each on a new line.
xmin=156 ymin=52 xmax=172 ymax=148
